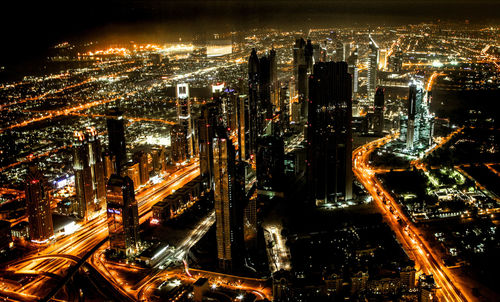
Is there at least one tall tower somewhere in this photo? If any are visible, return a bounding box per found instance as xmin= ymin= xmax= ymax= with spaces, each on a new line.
xmin=374 ymin=87 xmax=385 ymax=135
xmin=106 ymin=108 xmax=127 ymax=173
xmin=347 ymin=47 xmax=359 ymax=100
xmin=248 ymin=49 xmax=260 ymax=157
xmin=170 ymin=124 xmax=188 ymax=164
xmin=197 ymin=103 xmax=218 ymax=190
xmin=73 ymin=127 xmax=106 ymax=221
xmin=236 ymin=95 xmax=247 ymax=161
xmin=367 ymin=35 xmax=379 ymax=99
xmin=406 ymin=83 xmax=418 ymax=150
xmin=212 ymin=128 xmax=244 ymax=272
xmin=106 ymin=174 xmax=140 ymax=256
xmin=269 ymin=48 xmax=279 ymax=108
xmin=258 ymin=53 xmax=274 ymax=133
xmin=293 ymin=38 xmax=308 ymax=122
xmin=307 ymin=62 xmax=353 ymax=206
xmin=176 ymin=83 xmax=194 ymax=158
xmin=133 ymin=151 xmax=150 ymax=186
xmin=25 ymin=166 xmax=53 ymax=243
xmin=256 ymin=135 xmax=285 ymax=194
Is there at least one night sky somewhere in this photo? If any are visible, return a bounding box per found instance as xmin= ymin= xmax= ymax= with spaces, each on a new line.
xmin=1 ymin=0 xmax=499 ymax=70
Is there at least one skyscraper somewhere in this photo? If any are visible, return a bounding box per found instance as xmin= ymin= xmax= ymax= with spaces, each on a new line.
xmin=212 ymin=128 xmax=244 ymax=272
xmin=176 ymin=83 xmax=194 ymax=158
xmin=25 ymin=166 xmax=54 ymax=243
xmin=106 ymin=174 xmax=140 ymax=256
xmin=347 ymin=47 xmax=359 ymax=100
xmin=406 ymin=83 xmax=418 ymax=150
xmin=236 ymin=95 xmax=247 ymax=161
xmin=374 ymin=87 xmax=385 ymax=135
xmin=258 ymin=53 xmax=274 ymax=133
xmin=106 ymin=108 xmax=127 ymax=173
xmin=197 ymin=103 xmax=218 ymax=190
xmin=367 ymin=35 xmax=379 ymax=99
xmin=401 ymin=81 xmax=434 ymax=151
xmin=293 ymin=38 xmax=308 ymax=121
xmin=256 ymin=135 xmax=285 ymax=195
xmin=170 ymin=124 xmax=188 ymax=164
xmin=269 ymin=48 xmax=279 ymax=108
xmin=248 ymin=49 xmax=260 ymax=156
xmin=307 ymin=62 xmax=353 ymax=206
xmin=133 ymin=151 xmax=150 ymax=185
xmin=73 ymin=127 xmax=106 ymax=221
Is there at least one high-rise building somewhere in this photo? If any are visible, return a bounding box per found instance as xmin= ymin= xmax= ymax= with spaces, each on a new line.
xmin=293 ymin=38 xmax=308 ymax=122
xmin=269 ymin=48 xmax=279 ymax=108
xmin=123 ymin=163 xmax=141 ymax=191
xmin=335 ymin=40 xmax=344 ymax=62
xmin=307 ymin=62 xmax=353 ymax=206
xmin=134 ymin=151 xmax=150 ymax=185
xmin=374 ymin=87 xmax=385 ymax=135
xmin=389 ymin=49 xmax=403 ymax=73
xmin=256 ymin=135 xmax=285 ymax=194
xmin=302 ymin=39 xmax=315 ymax=121
xmin=343 ymin=42 xmax=351 ymax=61
xmin=406 ymin=83 xmax=420 ymax=150
xmin=106 ymin=174 xmax=140 ymax=256
xmin=176 ymin=83 xmax=194 ymax=158
xmin=212 ymin=128 xmax=245 ymax=272
xmin=25 ymin=166 xmax=54 ymax=243
xmin=367 ymin=35 xmax=379 ymax=99
xmin=248 ymin=49 xmax=260 ymax=156
xmin=170 ymin=124 xmax=188 ymax=164
xmin=418 ymin=274 xmax=437 ymax=302
xmin=400 ymin=264 xmax=416 ymax=289
xmin=73 ymin=127 xmax=106 ymax=221
xmin=197 ymin=103 xmax=218 ymax=190
xmin=106 ymin=108 xmax=127 ymax=173
xmin=347 ymin=47 xmax=359 ymax=100
xmin=151 ymin=146 xmax=167 ymax=174
xmin=258 ymin=54 xmax=274 ymax=133
xmin=103 ymin=152 xmax=115 ymax=181
xmin=236 ymin=95 xmax=247 ymax=161
xmin=400 ymin=81 xmax=435 ymax=151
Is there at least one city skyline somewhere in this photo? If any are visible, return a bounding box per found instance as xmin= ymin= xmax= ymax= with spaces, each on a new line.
xmin=0 ymin=6 xmax=499 ymax=302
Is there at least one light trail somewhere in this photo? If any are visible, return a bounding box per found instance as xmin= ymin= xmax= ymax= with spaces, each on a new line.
xmin=0 ymin=163 xmax=199 ymax=300
xmin=352 ymin=134 xmax=471 ymax=302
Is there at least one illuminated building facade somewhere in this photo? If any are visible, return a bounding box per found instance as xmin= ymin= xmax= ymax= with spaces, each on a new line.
xmin=307 ymin=62 xmax=353 ymax=206
xmin=176 ymin=83 xmax=195 ymax=158
xmin=123 ymin=162 xmax=141 ymax=191
xmin=106 ymin=108 xmax=127 ymax=173
xmin=134 ymin=151 xmax=150 ymax=186
xmin=170 ymin=124 xmax=188 ymax=164
xmin=374 ymin=87 xmax=385 ymax=135
xmin=399 ymin=81 xmax=434 ymax=152
xmin=248 ymin=49 xmax=260 ymax=156
xmin=347 ymin=47 xmax=359 ymax=100
xmin=103 ymin=152 xmax=115 ymax=181
xmin=106 ymin=174 xmax=140 ymax=256
xmin=197 ymin=103 xmax=218 ymax=190
xmin=73 ymin=127 xmax=106 ymax=221
xmin=367 ymin=35 xmax=379 ymax=99
xmin=212 ymin=128 xmax=244 ymax=272
xmin=236 ymin=95 xmax=247 ymax=160
xmin=293 ymin=38 xmax=308 ymax=121
xmin=25 ymin=166 xmax=54 ymax=243
xmin=258 ymin=53 xmax=275 ymax=133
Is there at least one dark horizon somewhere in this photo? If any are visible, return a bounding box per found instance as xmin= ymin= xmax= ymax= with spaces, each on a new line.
xmin=1 ymin=0 xmax=500 ymax=72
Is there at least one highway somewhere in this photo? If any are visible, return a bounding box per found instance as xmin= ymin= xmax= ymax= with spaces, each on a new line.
xmin=352 ymin=134 xmax=471 ymax=302
xmin=0 ymin=162 xmax=200 ymax=301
